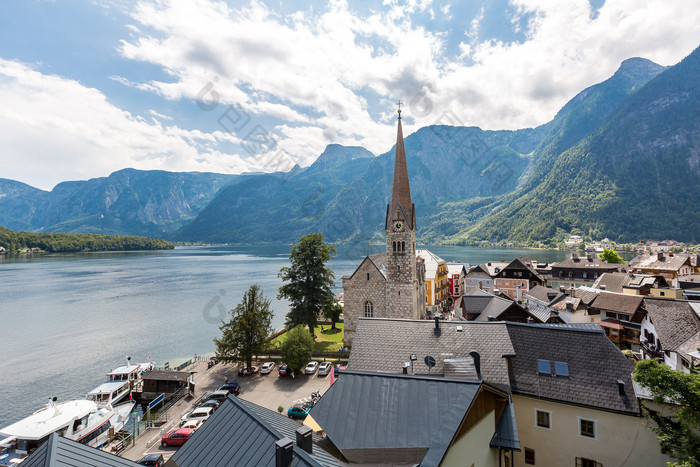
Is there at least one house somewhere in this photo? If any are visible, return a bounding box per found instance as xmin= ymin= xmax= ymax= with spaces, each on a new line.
xmin=593 ymin=272 xmax=667 ymax=295
xmin=639 ymin=298 xmax=700 ymax=373
xmin=342 ymin=111 xmax=426 ymax=346
xmin=464 ymin=263 xmax=502 ymax=292
xmin=588 ymin=292 xmax=644 ymax=350
xmin=564 ymin=235 xmax=583 ymax=248
xmin=493 ymin=257 xmax=545 ymax=300
xmin=548 ymin=253 xmax=621 ymax=290
xmin=447 ymin=263 xmax=467 ymax=302
xmin=628 ymin=251 xmax=693 ymax=287
xmin=18 ymin=432 xmax=141 ymax=466
xmin=417 ymin=249 xmax=449 ymax=312
xmin=348 ymin=318 xmax=670 ymax=466
xmin=165 ymin=395 xmax=339 ymax=467
xmin=524 ymin=285 xmax=566 ymax=307
xmin=141 ymin=370 xmax=192 ymax=396
xmin=309 ymin=370 xmax=517 ymax=466
xmin=550 ymin=286 xmax=600 ymax=323
xmin=455 ymin=288 xmax=559 ymax=323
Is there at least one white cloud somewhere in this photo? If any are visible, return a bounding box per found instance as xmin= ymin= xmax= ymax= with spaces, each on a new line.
xmin=0 ymin=59 xmax=250 ymax=190
xmin=116 ymin=0 xmax=700 ymax=158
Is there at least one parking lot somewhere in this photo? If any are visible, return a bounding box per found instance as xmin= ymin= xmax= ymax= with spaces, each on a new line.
xmin=121 ymin=360 xmax=337 ymax=463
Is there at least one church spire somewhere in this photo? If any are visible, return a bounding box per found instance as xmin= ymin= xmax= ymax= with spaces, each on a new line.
xmin=386 ymin=102 xmax=414 ymax=229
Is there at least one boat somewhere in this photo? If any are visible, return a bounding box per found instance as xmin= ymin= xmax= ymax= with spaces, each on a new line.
xmin=86 ymin=380 xmax=132 ymax=406
xmin=0 ymin=398 xmax=134 ymax=463
xmin=106 ymin=359 xmax=154 ymax=389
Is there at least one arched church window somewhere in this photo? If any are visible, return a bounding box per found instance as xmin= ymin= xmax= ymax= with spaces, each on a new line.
xmin=401 ymin=241 xmax=405 ymax=252
xmin=393 ymin=241 xmax=397 ymax=252
xmin=364 ymin=301 xmax=374 ymax=318
xmin=367 ymin=272 xmax=370 ymax=280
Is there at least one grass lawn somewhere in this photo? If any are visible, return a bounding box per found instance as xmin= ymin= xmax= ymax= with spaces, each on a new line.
xmin=272 ymin=323 xmax=345 ymax=351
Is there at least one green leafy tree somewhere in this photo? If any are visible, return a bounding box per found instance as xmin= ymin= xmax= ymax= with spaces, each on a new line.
xmin=600 ymin=248 xmax=625 ymax=264
xmin=323 ymin=303 xmax=343 ymax=330
xmin=279 ymin=325 xmax=314 ymax=374
xmin=278 ymin=233 xmax=336 ymax=336
xmin=633 ymin=360 xmax=700 ymax=464
xmin=214 ymin=284 xmax=273 ymax=370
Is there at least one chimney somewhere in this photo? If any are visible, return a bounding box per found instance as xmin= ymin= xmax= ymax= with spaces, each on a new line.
xmin=296 ymin=426 xmax=313 ymax=454
xmin=516 ymin=285 xmax=522 ymax=302
xmin=276 ymin=438 xmax=294 ymax=467
xmin=600 ymin=284 xmax=606 ymax=291
xmin=469 ymin=351 xmax=482 ymax=380
xmin=669 ymin=251 xmax=674 ymax=257
xmin=572 ymin=252 xmax=579 ymax=260
xmin=617 ymin=379 xmax=626 ymax=397
xmin=566 ymin=302 xmax=574 ymax=311
xmin=402 ymin=362 xmax=410 ymax=374
xmin=657 ymin=252 xmax=664 ymax=260
xmin=434 ymin=317 xmax=441 ymax=337
xmin=586 ymin=253 xmax=593 ymax=260
xmin=487 ymin=315 xmax=496 ymax=321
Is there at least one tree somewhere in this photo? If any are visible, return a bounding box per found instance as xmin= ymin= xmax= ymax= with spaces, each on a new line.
xmin=323 ymin=303 xmax=343 ymax=330
xmin=279 ymin=325 xmax=314 ymax=374
xmin=633 ymin=359 xmax=700 ymax=464
xmin=214 ymin=284 xmax=273 ymax=370
xmin=600 ymin=248 xmax=625 ymax=264
xmin=278 ymin=233 xmax=336 ymax=336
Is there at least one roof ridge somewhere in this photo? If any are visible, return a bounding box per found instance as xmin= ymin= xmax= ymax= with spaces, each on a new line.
xmin=505 ymin=321 xmax=604 ymax=333
xmin=342 ymin=369 xmax=483 ymax=385
xmin=357 ymin=317 xmax=504 ymax=325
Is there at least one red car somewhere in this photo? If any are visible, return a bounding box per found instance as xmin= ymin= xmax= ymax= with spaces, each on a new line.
xmin=278 ymin=364 xmax=290 ymax=376
xmin=161 ymin=428 xmax=195 ymax=448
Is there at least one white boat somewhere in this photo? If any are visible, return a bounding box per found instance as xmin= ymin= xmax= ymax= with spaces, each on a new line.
xmin=0 ymin=399 xmax=134 ymax=461
xmin=86 ymin=380 xmax=132 ymax=406
xmin=106 ymin=360 xmax=153 ymax=387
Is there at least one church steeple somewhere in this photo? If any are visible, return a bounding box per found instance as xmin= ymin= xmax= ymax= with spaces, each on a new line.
xmin=386 ymin=103 xmax=414 ymax=230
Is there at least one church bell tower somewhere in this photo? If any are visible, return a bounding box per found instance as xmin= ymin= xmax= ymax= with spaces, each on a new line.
xmin=385 ymin=103 xmax=419 ymax=318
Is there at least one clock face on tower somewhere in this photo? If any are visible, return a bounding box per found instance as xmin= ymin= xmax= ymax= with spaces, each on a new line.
xmin=393 ymin=221 xmax=404 ymax=232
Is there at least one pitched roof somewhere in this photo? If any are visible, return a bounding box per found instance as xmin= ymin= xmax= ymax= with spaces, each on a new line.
xmin=447 ymin=263 xmax=466 ymax=275
xmin=170 ymin=396 xmax=337 ymax=467
xmin=386 ymin=115 xmax=414 ymax=230
xmin=572 ymin=286 xmax=600 ymax=305
xmin=504 ymin=323 xmax=639 ymax=415
xmin=460 ymin=289 xmax=515 ymax=321
xmin=308 ymin=370 xmax=483 ymax=466
xmin=590 ymin=291 xmax=644 ymax=315
xmin=642 ymin=298 xmax=700 ymax=358
xmin=490 ymin=401 xmax=521 ymax=451
xmin=349 ymin=319 xmax=639 ymax=414
xmin=592 ymin=273 xmax=631 ymax=293
xmin=551 ymin=255 xmax=620 ymax=271
xmin=497 ymin=257 xmax=544 ymax=282
xmin=21 ymin=433 xmax=140 ymax=467
xmin=629 ymin=252 xmax=691 ymax=272
xmin=416 ymin=249 xmax=446 ymax=280
xmin=142 ymin=370 xmax=190 ymax=382
xmin=349 ymin=318 xmax=514 ymax=389
xmin=523 ymin=300 xmax=558 ymax=323
xmin=525 ymin=285 xmax=565 ymax=306
xmin=479 ymin=262 xmax=510 ymax=277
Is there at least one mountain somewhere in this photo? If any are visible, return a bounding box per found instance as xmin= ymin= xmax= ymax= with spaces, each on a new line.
xmin=420 ymin=56 xmax=668 ymax=244
xmin=458 ymin=47 xmax=700 ymax=244
xmin=172 ymin=126 xmax=545 ymax=244
xmin=0 ymin=169 xmax=241 ymax=236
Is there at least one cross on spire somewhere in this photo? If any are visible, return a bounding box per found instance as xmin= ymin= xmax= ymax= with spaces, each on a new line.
xmin=397 ymin=100 xmax=403 ymax=117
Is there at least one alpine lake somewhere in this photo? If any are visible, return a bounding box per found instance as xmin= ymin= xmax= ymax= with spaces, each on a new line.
xmin=0 ymin=244 xmax=574 ymax=430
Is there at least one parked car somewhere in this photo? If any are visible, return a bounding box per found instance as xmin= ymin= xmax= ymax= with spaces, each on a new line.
xmin=278 ymin=364 xmax=290 ymax=376
xmin=137 ymin=454 xmax=164 ymax=466
xmin=204 ymin=389 xmax=229 ymax=403
xmin=305 ymin=361 xmax=319 ymax=375
xmin=207 ymin=357 xmax=219 ymax=369
xmin=180 ymin=419 xmax=202 ymax=431
xmin=218 ymin=381 xmax=240 ymax=396
xmin=317 ymin=362 xmax=332 ymax=376
xmin=161 ymin=428 xmax=195 ymax=447
xmin=287 ymin=404 xmax=311 ymax=419
xmin=238 ymin=364 xmax=259 ymax=375
xmin=198 ymin=399 xmax=221 ymax=411
xmin=260 ymin=362 xmax=276 ymax=374
xmin=180 ymin=406 xmax=214 ymax=426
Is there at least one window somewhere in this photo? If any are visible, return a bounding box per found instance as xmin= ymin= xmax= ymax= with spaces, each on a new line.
xmin=554 ymin=362 xmax=569 ymax=377
xmin=537 ymin=359 xmax=551 ymax=375
xmin=524 ymin=448 xmax=535 ymax=464
xmin=364 ymin=301 xmax=374 ymax=318
xmin=576 ymin=457 xmax=601 ymax=467
xmin=536 ymin=410 xmax=550 ymax=429
xmin=401 ymin=241 xmax=405 ymax=252
xmin=367 ymin=272 xmax=370 ymax=281
xmin=659 ymin=291 xmax=666 ymax=297
xmin=393 ymin=241 xmax=396 ymax=252
xmin=579 ymin=418 xmax=596 ymax=438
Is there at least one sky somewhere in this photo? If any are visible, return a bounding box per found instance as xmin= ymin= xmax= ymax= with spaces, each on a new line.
xmin=0 ymin=0 xmax=698 ymax=190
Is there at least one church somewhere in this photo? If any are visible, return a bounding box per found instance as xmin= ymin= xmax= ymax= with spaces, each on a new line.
xmin=342 ymin=107 xmax=427 ymax=346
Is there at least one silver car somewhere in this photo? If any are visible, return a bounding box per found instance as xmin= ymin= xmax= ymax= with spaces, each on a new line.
xmin=305 ymin=361 xmax=319 ymax=375
xmin=260 ymin=362 xmax=276 ymax=374
xmin=317 ymin=362 xmax=332 ymax=376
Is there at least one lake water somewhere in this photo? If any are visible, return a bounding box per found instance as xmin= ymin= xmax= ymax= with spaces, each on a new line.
xmin=0 ymin=244 xmax=571 ymax=430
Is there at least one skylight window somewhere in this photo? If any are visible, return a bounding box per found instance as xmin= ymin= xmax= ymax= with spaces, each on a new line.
xmin=554 ymin=362 xmax=569 ymax=377
xmin=537 ymin=359 xmax=551 ymax=375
